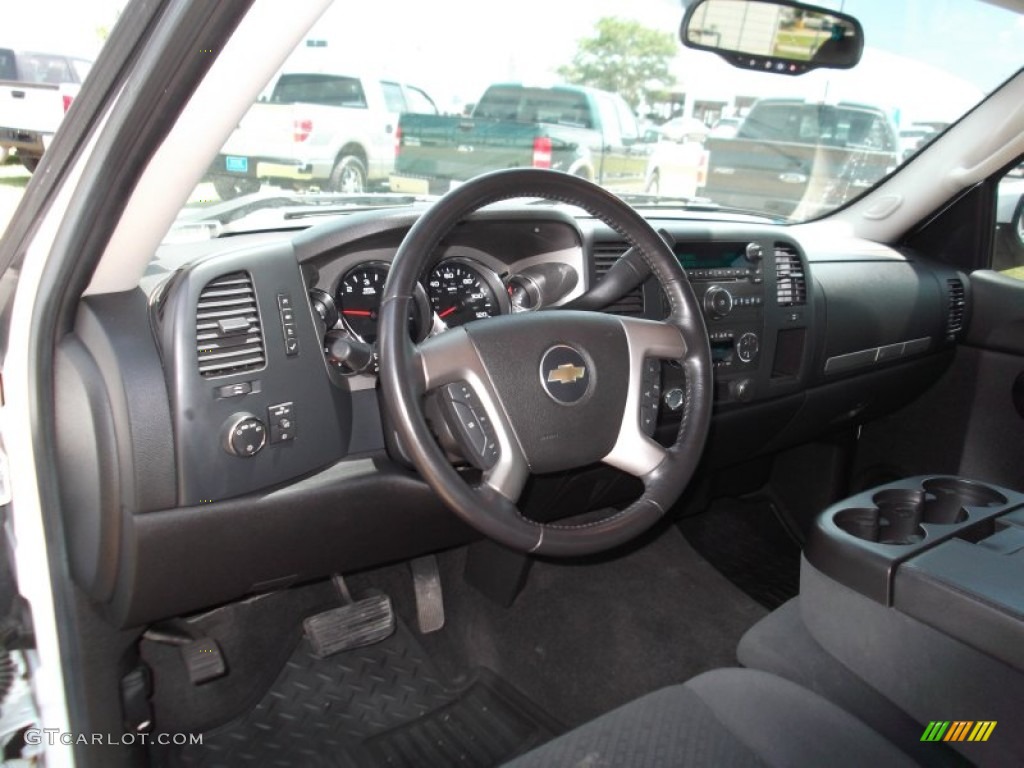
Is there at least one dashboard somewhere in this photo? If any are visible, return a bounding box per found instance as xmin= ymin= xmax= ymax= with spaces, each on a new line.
xmin=57 ymin=203 xmax=969 ymax=625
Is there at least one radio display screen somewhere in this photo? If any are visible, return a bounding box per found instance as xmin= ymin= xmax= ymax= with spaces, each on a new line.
xmin=674 ymin=242 xmax=748 ymax=269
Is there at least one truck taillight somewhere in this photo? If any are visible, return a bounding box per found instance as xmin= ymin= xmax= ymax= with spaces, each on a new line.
xmin=62 ymin=94 xmax=74 ymax=113
xmin=532 ymin=136 xmax=552 ymax=169
xmin=293 ymin=119 xmax=313 ymax=143
xmin=696 ymin=149 xmax=709 ymax=188
xmin=394 ymin=125 xmax=402 ymax=158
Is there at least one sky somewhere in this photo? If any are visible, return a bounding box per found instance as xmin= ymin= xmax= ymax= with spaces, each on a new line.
xmin=3 ymin=0 xmax=1022 ymax=124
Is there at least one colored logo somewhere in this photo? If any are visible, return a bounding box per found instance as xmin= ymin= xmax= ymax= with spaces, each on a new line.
xmin=547 ymin=364 xmax=586 ymax=385
xmin=920 ymin=721 xmax=996 ymax=743
xmin=539 ymin=345 xmax=591 ymax=404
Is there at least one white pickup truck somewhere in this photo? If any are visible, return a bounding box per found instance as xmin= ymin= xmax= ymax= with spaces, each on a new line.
xmin=0 ymin=48 xmax=92 ymax=172
xmin=208 ymin=66 xmax=438 ymax=199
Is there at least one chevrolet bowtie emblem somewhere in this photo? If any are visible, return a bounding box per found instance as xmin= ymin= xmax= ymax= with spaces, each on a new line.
xmin=547 ymin=363 xmax=586 ymax=385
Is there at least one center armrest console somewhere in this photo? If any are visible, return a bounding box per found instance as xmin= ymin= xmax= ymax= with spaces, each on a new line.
xmin=807 ymin=476 xmax=1024 ymax=670
xmin=802 ymin=477 xmax=1024 ymax=764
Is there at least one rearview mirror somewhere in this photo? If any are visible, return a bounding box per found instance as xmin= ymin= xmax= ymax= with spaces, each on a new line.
xmin=681 ymin=0 xmax=864 ymax=75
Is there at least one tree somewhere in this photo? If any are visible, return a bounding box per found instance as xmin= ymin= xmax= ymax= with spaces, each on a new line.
xmin=557 ymin=17 xmax=677 ymax=111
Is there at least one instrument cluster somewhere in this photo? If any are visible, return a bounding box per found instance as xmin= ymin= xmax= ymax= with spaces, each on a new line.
xmin=310 ymin=251 xmax=579 ymax=377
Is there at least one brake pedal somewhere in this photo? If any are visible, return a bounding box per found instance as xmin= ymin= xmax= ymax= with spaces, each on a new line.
xmin=410 ymin=555 xmax=445 ymax=634
xmin=303 ymin=593 xmax=395 ymax=658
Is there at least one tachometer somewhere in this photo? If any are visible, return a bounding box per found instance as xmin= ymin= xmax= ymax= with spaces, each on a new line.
xmin=335 ymin=262 xmax=428 ymax=344
xmin=427 ymin=258 xmax=509 ymax=327
xmin=336 ymin=263 xmax=389 ymax=343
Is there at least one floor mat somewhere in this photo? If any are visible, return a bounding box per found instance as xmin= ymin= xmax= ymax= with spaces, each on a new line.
xmin=677 ymin=496 xmax=802 ymax=610
xmin=377 ymin=526 xmax=768 ymax=730
xmin=154 ymin=620 xmax=559 ymax=768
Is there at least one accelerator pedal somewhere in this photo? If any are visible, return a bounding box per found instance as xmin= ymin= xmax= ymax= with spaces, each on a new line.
xmin=410 ymin=555 xmax=445 ymax=634
xmin=303 ymin=575 xmax=395 ymax=658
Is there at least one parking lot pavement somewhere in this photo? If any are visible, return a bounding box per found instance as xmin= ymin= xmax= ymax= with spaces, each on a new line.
xmin=0 ymin=163 xmax=31 ymax=240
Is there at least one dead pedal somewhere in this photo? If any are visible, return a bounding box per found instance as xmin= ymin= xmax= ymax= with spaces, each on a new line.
xmin=181 ymin=637 xmax=227 ymax=685
xmin=303 ymin=593 xmax=395 ymax=658
xmin=410 ymin=555 xmax=445 ymax=634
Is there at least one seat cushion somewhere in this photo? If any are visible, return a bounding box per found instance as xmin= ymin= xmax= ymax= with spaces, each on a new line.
xmin=504 ymin=668 xmax=915 ymax=768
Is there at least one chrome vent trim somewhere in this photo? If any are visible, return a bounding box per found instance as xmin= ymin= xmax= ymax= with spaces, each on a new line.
xmin=196 ymin=271 xmax=266 ymax=378
xmin=593 ymin=244 xmax=645 ymax=316
xmin=946 ymin=277 xmax=966 ymax=337
xmin=775 ymin=243 xmax=807 ymax=306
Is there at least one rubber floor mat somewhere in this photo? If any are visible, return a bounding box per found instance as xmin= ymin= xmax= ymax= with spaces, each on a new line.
xmin=154 ymin=619 xmax=560 ymax=767
xmin=678 ymin=496 xmax=801 ymax=610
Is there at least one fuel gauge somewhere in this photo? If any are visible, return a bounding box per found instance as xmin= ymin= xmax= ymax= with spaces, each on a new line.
xmin=507 ymin=274 xmax=541 ymax=312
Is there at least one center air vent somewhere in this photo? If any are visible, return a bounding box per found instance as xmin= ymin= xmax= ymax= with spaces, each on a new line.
xmin=946 ymin=277 xmax=966 ymax=337
xmin=593 ymin=243 xmax=645 ymax=316
xmin=195 ymin=272 xmax=266 ymax=378
xmin=775 ymin=244 xmax=807 ymax=306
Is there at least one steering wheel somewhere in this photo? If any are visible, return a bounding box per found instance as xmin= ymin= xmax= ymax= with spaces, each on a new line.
xmin=379 ymin=169 xmax=712 ymax=556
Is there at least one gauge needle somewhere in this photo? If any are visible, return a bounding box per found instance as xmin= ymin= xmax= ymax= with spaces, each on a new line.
xmin=342 ymin=309 xmax=374 ymax=317
xmin=438 ymin=306 xmax=457 ymax=319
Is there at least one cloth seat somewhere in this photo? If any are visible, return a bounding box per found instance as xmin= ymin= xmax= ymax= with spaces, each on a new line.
xmin=504 ymin=667 xmax=915 ymax=768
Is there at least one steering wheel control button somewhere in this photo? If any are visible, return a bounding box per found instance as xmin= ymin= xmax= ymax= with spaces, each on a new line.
xmin=222 ymin=413 xmax=267 ymax=457
xmin=442 ymin=383 xmax=499 ymax=469
xmin=277 ymin=293 xmax=299 ymax=356
xmin=268 ymin=402 xmax=296 ymax=444
xmin=539 ymin=345 xmax=591 ymax=405
xmin=640 ymin=358 xmax=662 ymax=436
xmin=664 ymin=387 xmax=685 ymax=412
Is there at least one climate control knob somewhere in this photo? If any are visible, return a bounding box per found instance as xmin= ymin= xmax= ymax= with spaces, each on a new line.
xmin=222 ymin=413 xmax=267 ymax=457
xmin=703 ymin=286 xmax=734 ymax=319
xmin=736 ymin=332 xmax=760 ymax=362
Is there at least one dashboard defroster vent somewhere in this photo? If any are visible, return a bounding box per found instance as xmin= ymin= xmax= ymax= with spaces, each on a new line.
xmin=775 ymin=244 xmax=807 ymax=306
xmin=195 ymin=271 xmax=266 ymax=378
xmin=946 ymin=277 xmax=966 ymax=337
xmin=593 ymin=244 xmax=645 ymax=316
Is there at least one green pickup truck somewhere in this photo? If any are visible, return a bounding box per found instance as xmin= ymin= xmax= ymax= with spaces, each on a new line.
xmin=390 ymin=83 xmax=655 ymax=194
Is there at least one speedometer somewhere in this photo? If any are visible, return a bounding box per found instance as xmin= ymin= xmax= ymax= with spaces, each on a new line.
xmin=427 ymin=259 xmax=508 ymax=327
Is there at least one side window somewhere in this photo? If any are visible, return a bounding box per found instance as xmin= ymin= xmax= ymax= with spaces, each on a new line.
xmin=70 ymin=59 xmax=93 ymax=83
xmin=594 ymin=94 xmax=621 ymax=145
xmin=404 ymin=86 xmax=437 ymax=115
xmin=994 ymin=163 xmax=1024 ymax=279
xmin=613 ymin=97 xmax=639 ymax=143
xmin=380 ymin=81 xmax=407 ymax=113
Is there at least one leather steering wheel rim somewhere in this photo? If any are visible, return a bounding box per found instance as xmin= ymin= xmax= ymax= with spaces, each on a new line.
xmin=379 ymin=169 xmax=713 ymax=556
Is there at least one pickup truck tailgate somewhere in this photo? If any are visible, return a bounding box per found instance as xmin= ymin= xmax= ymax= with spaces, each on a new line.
xmin=397 ymin=114 xmax=541 ymax=182
xmin=704 ymin=137 xmax=896 ymax=215
xmin=0 ymin=82 xmax=63 ymax=134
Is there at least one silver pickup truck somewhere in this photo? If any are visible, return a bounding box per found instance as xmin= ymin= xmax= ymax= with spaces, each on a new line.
xmin=208 ymin=66 xmax=438 ymax=199
xmin=0 ymin=48 xmax=92 ymax=172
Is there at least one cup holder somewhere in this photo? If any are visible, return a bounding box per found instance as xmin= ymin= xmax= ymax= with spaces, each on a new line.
xmin=833 ymin=477 xmax=1009 ymax=547
xmin=921 ymin=478 xmax=1007 ymax=508
xmin=835 ymin=505 xmax=925 ymax=545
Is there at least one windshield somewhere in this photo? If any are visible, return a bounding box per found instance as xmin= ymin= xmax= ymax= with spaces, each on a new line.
xmin=4 ymin=0 xmax=1019 ymax=240
xmin=173 ymin=0 xmax=1021 ymax=229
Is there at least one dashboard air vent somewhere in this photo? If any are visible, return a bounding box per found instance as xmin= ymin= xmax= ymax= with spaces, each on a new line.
xmin=775 ymin=244 xmax=807 ymax=306
xmin=195 ymin=271 xmax=266 ymax=378
xmin=593 ymin=243 xmax=645 ymax=316
xmin=946 ymin=277 xmax=966 ymax=337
